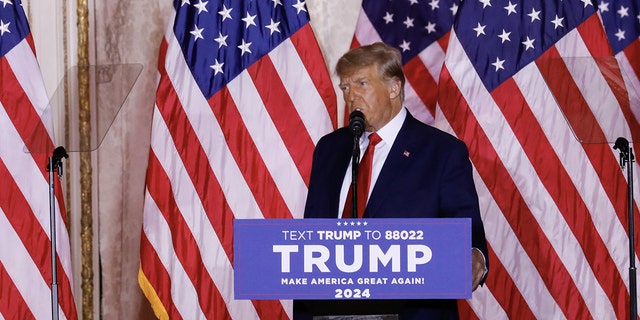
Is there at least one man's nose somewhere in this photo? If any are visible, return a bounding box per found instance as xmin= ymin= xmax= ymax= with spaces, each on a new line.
xmin=345 ymin=90 xmax=358 ymax=103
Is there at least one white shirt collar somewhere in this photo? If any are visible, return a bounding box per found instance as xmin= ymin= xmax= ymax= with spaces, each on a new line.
xmin=365 ymin=107 xmax=406 ymax=146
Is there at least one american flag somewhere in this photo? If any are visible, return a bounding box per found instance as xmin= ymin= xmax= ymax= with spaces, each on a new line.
xmin=599 ymin=0 xmax=640 ymax=142
xmin=351 ymin=0 xmax=462 ymax=125
xmin=138 ymin=0 xmax=336 ymax=319
xmin=438 ymin=0 xmax=639 ymax=319
xmin=0 ymin=1 xmax=77 ymax=319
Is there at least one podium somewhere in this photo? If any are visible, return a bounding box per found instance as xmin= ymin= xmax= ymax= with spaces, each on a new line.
xmin=234 ymin=218 xmax=471 ymax=318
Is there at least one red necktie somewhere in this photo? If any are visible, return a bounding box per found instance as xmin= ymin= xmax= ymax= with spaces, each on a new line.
xmin=342 ymin=133 xmax=382 ymax=218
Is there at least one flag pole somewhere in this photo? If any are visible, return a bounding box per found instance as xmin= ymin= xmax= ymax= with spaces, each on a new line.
xmin=614 ymin=137 xmax=637 ymax=320
xmin=46 ymin=146 xmax=68 ymax=320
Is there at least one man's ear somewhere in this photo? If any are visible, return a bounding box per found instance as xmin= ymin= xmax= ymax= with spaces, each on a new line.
xmin=389 ymin=80 xmax=401 ymax=99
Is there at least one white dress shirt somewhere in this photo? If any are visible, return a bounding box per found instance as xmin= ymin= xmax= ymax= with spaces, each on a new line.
xmin=337 ymin=108 xmax=407 ymax=217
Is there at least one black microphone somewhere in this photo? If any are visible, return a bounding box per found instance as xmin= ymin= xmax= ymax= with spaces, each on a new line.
xmin=349 ymin=109 xmax=365 ymax=138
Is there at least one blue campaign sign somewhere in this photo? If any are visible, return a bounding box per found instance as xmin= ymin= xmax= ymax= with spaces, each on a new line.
xmin=234 ymin=218 xmax=471 ymax=300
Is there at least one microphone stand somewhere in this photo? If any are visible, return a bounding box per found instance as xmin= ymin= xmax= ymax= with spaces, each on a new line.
xmin=350 ymin=136 xmax=361 ymax=219
xmin=46 ymin=146 xmax=68 ymax=320
xmin=614 ymin=137 xmax=637 ymax=320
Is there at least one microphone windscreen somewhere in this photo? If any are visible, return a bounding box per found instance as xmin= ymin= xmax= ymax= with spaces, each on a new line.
xmin=349 ymin=109 xmax=365 ymax=138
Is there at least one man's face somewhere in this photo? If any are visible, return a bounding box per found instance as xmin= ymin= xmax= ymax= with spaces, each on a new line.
xmin=339 ymin=64 xmax=401 ymax=132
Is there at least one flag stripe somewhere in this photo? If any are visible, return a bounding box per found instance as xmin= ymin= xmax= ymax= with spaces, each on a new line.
xmin=623 ymin=40 xmax=640 ymax=82
xmin=470 ymin=163 xmax=562 ymax=318
xmin=149 ymin=96 xmax=263 ymax=319
xmin=139 ymin=233 xmax=176 ymax=320
xmin=492 ymin=76 xmax=627 ymax=319
xmin=355 ymin=0 xmax=640 ymax=318
xmin=404 ymin=56 xmax=437 ymax=117
xmin=140 ymin=2 xmax=336 ymax=318
xmin=438 ymin=3 xmax=639 ymax=317
xmin=0 ymin=206 xmax=45 ymax=320
xmin=538 ymin=46 xmax=640 ymax=253
xmin=439 ymin=44 xmax=594 ymax=318
xmin=288 ymin=24 xmax=338 ymax=131
xmin=151 ymin=42 xmax=291 ymax=320
xmin=0 ymin=120 xmax=75 ymax=319
xmin=0 ymin=261 xmax=34 ymax=320
xmin=249 ymin=56 xmax=314 ymax=188
xmin=481 ymin=246 xmax=534 ymax=319
xmin=222 ymin=71 xmax=297 ymax=220
xmin=142 ymin=190 xmax=208 ymax=319
xmin=1 ymin=5 xmax=75 ymax=320
xmin=577 ymin=11 xmax=637 ymax=144
xmin=146 ymin=152 xmax=232 ymax=319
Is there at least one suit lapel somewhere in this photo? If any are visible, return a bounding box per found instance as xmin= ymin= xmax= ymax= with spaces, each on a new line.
xmin=366 ymin=114 xmax=419 ymax=217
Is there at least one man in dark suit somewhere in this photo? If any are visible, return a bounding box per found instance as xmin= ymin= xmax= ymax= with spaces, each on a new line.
xmin=294 ymin=42 xmax=488 ymax=319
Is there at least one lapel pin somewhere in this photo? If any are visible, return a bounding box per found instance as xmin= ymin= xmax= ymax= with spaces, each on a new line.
xmin=403 ymin=150 xmax=410 ymax=157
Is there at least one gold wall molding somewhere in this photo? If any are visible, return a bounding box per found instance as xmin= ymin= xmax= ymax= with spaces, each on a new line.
xmin=77 ymin=0 xmax=93 ymax=319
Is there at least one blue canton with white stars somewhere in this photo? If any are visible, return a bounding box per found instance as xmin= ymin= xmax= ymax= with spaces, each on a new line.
xmin=363 ymin=0 xmax=461 ymax=64
xmin=0 ymin=0 xmax=29 ymax=58
xmin=455 ymin=0 xmax=597 ymax=92
xmin=173 ymin=0 xmax=310 ymax=99
xmin=597 ymin=0 xmax=640 ymax=54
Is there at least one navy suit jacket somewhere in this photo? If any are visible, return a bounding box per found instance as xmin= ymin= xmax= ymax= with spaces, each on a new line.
xmin=294 ymin=111 xmax=488 ymax=320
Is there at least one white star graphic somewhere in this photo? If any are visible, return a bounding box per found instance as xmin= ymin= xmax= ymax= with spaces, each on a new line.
xmin=479 ymin=0 xmax=492 ymax=9
xmin=491 ymin=57 xmax=505 ymax=71
xmin=473 ymin=22 xmax=486 ymax=37
xmin=399 ymin=40 xmax=411 ymax=52
xmin=265 ymin=19 xmax=281 ymax=35
xmin=242 ymin=12 xmax=257 ymax=29
xmin=0 ymin=0 xmax=12 ymax=8
xmin=238 ymin=39 xmax=252 ymax=55
xmin=180 ymin=0 xmax=190 ymax=6
xmin=528 ymin=8 xmax=541 ymax=22
xmin=498 ymin=29 xmax=511 ymax=43
xmin=598 ymin=1 xmax=609 ymax=12
xmin=580 ymin=0 xmax=592 ymax=8
xmin=504 ymin=1 xmax=517 ymax=15
xmin=618 ymin=5 xmax=629 ymax=18
xmin=383 ymin=12 xmax=394 ymax=24
xmin=210 ymin=59 xmax=224 ymax=75
xmin=615 ymin=28 xmax=626 ymax=41
xmin=218 ymin=5 xmax=232 ymax=21
xmin=0 ymin=20 xmax=10 ymax=36
xmin=450 ymin=3 xmax=459 ymax=16
xmin=190 ymin=25 xmax=204 ymax=41
xmin=425 ymin=21 xmax=436 ymax=34
xmin=522 ymin=36 xmax=535 ymax=50
xmin=551 ymin=15 xmax=564 ymax=29
xmin=271 ymin=0 xmax=283 ymax=8
xmin=214 ymin=32 xmax=228 ymax=48
xmin=194 ymin=0 xmax=208 ymax=14
xmin=409 ymin=0 xmax=419 ymax=5
xmin=293 ymin=0 xmax=307 ymax=14
xmin=403 ymin=17 xmax=414 ymax=28
xmin=428 ymin=0 xmax=439 ymax=10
